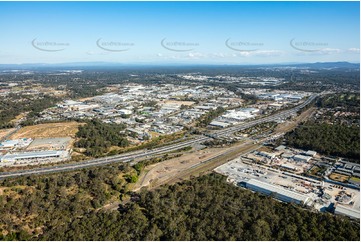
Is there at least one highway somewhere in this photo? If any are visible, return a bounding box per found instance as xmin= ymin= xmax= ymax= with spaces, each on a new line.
xmin=0 ymin=94 xmax=317 ymax=179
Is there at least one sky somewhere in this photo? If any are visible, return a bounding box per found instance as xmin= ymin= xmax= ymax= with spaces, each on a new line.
xmin=0 ymin=1 xmax=359 ymax=65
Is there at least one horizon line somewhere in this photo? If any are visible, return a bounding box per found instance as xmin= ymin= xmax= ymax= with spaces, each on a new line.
xmin=0 ymin=61 xmax=359 ymax=66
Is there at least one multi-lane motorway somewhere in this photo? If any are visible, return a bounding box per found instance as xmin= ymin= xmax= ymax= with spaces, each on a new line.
xmin=0 ymin=94 xmax=317 ymax=179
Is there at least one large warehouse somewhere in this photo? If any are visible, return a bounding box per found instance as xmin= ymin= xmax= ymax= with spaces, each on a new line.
xmin=334 ymin=205 xmax=360 ymax=220
xmin=245 ymin=179 xmax=312 ymax=205
xmin=0 ymin=150 xmax=69 ymax=163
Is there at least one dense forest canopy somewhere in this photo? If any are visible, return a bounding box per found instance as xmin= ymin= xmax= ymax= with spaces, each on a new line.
xmin=317 ymin=93 xmax=360 ymax=112
xmin=0 ymin=164 xmax=135 ymax=240
xmin=285 ymin=122 xmax=360 ymax=161
xmin=74 ymin=119 xmax=128 ymax=157
xmin=0 ymin=171 xmax=359 ymax=241
xmin=0 ymin=94 xmax=59 ymax=128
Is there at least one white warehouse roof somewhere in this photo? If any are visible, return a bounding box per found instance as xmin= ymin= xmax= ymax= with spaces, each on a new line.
xmin=1 ymin=150 xmax=66 ymax=162
xmin=0 ymin=140 xmax=19 ymax=147
xmin=294 ymin=155 xmax=312 ymax=162
xmin=334 ymin=205 xmax=360 ymax=219
xmin=246 ymin=179 xmax=312 ymax=205
xmin=209 ymin=121 xmax=230 ymax=128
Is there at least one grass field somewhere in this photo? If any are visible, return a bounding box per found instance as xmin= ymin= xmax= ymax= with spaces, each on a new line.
xmin=349 ymin=176 xmax=360 ymax=183
xmin=10 ymin=122 xmax=84 ymax=139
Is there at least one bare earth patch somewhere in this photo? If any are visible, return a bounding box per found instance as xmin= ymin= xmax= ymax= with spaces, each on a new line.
xmin=133 ymin=147 xmax=229 ymax=191
xmin=10 ymin=122 xmax=84 ymax=139
xmin=162 ymin=100 xmax=195 ymax=106
xmin=329 ymin=172 xmax=350 ymax=183
xmin=0 ymin=128 xmax=15 ymax=140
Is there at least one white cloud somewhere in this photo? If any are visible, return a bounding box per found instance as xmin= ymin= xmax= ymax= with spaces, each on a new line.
xmin=347 ymin=48 xmax=360 ymax=53
xmin=236 ymin=50 xmax=284 ymax=57
xmin=152 ymin=50 xmax=285 ymax=61
xmin=318 ymin=48 xmax=341 ymax=55
xmin=86 ymin=51 xmax=111 ymax=56
xmin=293 ymin=48 xmax=342 ymax=56
xmin=187 ymin=52 xmax=207 ymax=59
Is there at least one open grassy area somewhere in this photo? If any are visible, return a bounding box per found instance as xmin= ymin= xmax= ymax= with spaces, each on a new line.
xmin=309 ymin=166 xmax=321 ymax=176
xmin=349 ymin=176 xmax=360 ymax=183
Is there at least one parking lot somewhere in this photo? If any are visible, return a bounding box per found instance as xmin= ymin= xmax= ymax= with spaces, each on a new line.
xmin=26 ymin=137 xmax=72 ymax=151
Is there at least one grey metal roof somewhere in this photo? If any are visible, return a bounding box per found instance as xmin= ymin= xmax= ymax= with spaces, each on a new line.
xmin=246 ymin=179 xmax=311 ymax=203
xmin=2 ymin=150 xmax=63 ymax=161
xmin=294 ymin=155 xmax=312 ymax=161
xmin=335 ymin=205 xmax=360 ymax=219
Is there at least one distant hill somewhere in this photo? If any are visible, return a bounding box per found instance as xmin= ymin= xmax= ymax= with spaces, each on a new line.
xmin=287 ymin=62 xmax=360 ymax=69
xmin=0 ymin=61 xmax=359 ymax=71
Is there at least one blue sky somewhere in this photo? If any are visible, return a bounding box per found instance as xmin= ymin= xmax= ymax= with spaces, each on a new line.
xmin=0 ymin=1 xmax=359 ymax=64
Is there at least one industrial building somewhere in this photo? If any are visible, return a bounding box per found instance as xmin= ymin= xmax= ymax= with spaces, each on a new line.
xmin=275 ymin=145 xmax=287 ymax=151
xmin=258 ymin=151 xmax=276 ymax=159
xmin=209 ymin=120 xmax=230 ymax=128
xmin=293 ymin=154 xmax=312 ymax=163
xmin=334 ymin=205 xmax=360 ymax=220
xmin=0 ymin=150 xmax=69 ymax=163
xmin=335 ymin=161 xmax=361 ymax=178
xmin=126 ymin=128 xmax=151 ymax=140
xmin=245 ymin=179 xmax=312 ymax=205
xmin=0 ymin=138 xmax=33 ymax=149
xmin=117 ymin=109 xmax=132 ymax=115
xmin=305 ymin=150 xmax=317 ymax=157
xmin=221 ymin=108 xmax=259 ymax=122
xmin=258 ymin=93 xmax=303 ymax=101
xmin=280 ymin=163 xmax=298 ymax=171
xmin=0 ymin=140 xmax=19 ymax=148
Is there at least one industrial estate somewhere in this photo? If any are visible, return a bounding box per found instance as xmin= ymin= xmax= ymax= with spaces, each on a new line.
xmin=1 ymin=83 xmax=308 ymax=166
xmin=0 ymin=1 xmax=359 ymax=240
xmin=0 ymin=65 xmax=359 ymax=241
xmin=0 ymin=67 xmax=359 ymax=224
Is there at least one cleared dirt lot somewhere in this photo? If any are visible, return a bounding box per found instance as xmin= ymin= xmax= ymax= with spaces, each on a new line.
xmin=0 ymin=128 xmax=15 ymax=140
xmin=162 ymin=100 xmax=195 ymax=106
xmin=26 ymin=137 xmax=72 ymax=150
xmin=133 ymin=147 xmax=229 ymax=191
xmin=329 ymin=173 xmax=350 ymax=183
xmin=10 ymin=122 xmax=84 ymax=139
xmin=133 ymin=140 xmax=261 ymax=191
